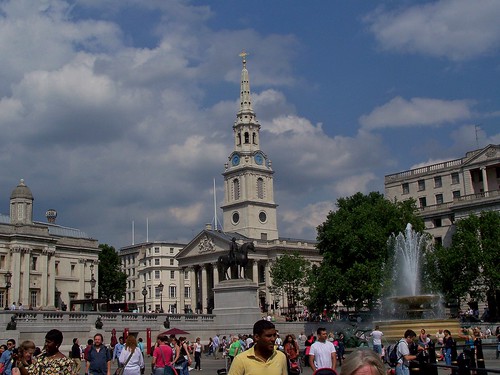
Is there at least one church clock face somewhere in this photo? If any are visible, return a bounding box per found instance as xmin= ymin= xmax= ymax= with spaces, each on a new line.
xmin=231 ymin=154 xmax=240 ymax=166
xmin=254 ymin=153 xmax=263 ymax=165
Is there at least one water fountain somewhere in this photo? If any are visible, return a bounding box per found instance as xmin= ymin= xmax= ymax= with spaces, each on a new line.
xmin=375 ymin=224 xmax=458 ymax=341
xmin=386 ymin=223 xmax=441 ymax=320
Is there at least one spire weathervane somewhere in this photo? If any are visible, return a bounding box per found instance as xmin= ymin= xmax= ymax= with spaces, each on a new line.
xmin=239 ymin=50 xmax=249 ymax=66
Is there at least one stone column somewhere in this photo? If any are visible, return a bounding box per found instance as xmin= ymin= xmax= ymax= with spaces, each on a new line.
xmin=265 ymin=261 xmax=272 ymax=310
xmin=189 ymin=267 xmax=197 ymax=313
xmin=22 ymin=248 xmax=31 ymax=306
xmin=179 ymin=268 xmax=185 ymax=313
xmin=47 ymin=253 xmax=56 ymax=307
xmin=252 ymin=260 xmax=258 ymax=283
xmin=213 ymin=263 xmax=219 ymax=285
xmin=481 ymin=167 xmax=489 ymax=193
xmin=10 ymin=247 xmax=22 ymax=306
xmin=40 ymin=249 xmax=49 ymax=307
xmin=201 ymin=265 xmax=208 ymax=313
xmin=79 ymin=259 xmax=86 ymax=300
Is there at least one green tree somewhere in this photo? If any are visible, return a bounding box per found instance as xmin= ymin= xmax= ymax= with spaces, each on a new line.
xmin=269 ymin=252 xmax=311 ymax=315
xmin=428 ymin=211 xmax=500 ymax=319
xmin=311 ymin=192 xmax=423 ymax=312
xmin=98 ymin=244 xmax=127 ymax=306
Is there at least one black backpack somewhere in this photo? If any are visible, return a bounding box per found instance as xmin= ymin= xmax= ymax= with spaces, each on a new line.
xmin=386 ymin=340 xmax=402 ymax=368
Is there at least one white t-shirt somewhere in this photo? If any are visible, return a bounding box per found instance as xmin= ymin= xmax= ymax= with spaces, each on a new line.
xmin=310 ymin=340 xmax=336 ymax=369
xmin=370 ymin=330 xmax=384 ymax=345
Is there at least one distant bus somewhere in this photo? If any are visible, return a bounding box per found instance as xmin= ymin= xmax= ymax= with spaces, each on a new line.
xmin=99 ymin=302 xmax=139 ymax=312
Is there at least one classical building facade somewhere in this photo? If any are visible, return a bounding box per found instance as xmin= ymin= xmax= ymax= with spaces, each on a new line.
xmin=120 ymin=55 xmax=321 ymax=315
xmin=385 ymin=144 xmax=500 ymax=246
xmin=0 ymin=180 xmax=100 ymax=310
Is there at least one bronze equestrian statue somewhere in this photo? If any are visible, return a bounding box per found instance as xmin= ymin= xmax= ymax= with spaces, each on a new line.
xmin=218 ymin=240 xmax=255 ymax=280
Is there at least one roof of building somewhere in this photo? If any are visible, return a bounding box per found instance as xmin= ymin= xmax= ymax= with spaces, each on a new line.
xmin=10 ymin=179 xmax=33 ymax=200
xmin=0 ymin=213 xmax=93 ymax=239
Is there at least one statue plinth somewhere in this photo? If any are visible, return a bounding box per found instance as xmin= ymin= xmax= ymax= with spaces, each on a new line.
xmin=213 ymin=278 xmax=261 ymax=329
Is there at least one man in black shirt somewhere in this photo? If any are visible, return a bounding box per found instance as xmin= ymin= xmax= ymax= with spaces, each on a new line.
xmin=71 ymin=338 xmax=81 ymax=374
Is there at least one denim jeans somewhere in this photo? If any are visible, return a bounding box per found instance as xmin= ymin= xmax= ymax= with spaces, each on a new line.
xmin=444 ymin=348 xmax=452 ymax=365
xmin=395 ymin=364 xmax=409 ymax=375
xmin=372 ymin=344 xmax=382 ymax=354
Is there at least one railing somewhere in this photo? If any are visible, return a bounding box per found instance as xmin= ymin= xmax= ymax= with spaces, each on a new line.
xmin=385 ymin=158 xmax=463 ymax=181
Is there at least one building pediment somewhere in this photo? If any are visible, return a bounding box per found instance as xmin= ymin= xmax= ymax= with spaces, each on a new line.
xmin=463 ymin=144 xmax=500 ymax=167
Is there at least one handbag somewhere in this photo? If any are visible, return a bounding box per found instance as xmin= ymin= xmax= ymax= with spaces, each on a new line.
xmin=114 ymin=350 xmax=134 ymax=375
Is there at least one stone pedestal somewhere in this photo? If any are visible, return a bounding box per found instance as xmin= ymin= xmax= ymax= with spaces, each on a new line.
xmin=213 ymin=279 xmax=261 ymax=331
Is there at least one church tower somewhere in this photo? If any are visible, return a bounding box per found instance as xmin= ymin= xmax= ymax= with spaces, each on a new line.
xmin=221 ymin=52 xmax=278 ymax=241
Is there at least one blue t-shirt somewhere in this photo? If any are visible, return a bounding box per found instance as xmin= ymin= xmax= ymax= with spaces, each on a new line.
xmin=0 ymin=350 xmax=13 ymax=375
xmin=88 ymin=346 xmax=111 ymax=375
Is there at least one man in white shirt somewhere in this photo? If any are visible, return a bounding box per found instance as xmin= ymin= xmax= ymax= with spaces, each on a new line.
xmin=396 ymin=330 xmax=417 ymax=375
xmin=213 ymin=334 xmax=220 ymax=359
xmin=309 ymin=327 xmax=337 ymax=371
xmin=370 ymin=325 xmax=384 ymax=355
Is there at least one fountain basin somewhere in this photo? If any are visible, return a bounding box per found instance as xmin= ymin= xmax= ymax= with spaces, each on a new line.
xmin=389 ymin=294 xmax=441 ymax=319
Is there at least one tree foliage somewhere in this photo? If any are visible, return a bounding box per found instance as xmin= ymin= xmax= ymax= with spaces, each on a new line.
xmin=310 ymin=192 xmax=423 ymax=312
xmin=427 ymin=211 xmax=500 ymax=319
xmin=98 ymin=244 xmax=127 ymax=303
xmin=269 ymin=252 xmax=311 ymax=311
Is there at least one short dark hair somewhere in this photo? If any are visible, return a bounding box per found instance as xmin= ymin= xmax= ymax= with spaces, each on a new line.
xmin=73 ymin=338 xmax=78 ymax=344
xmin=317 ymin=327 xmax=327 ymax=335
xmin=87 ymin=339 xmax=93 ymax=345
xmin=94 ymin=333 xmax=104 ymax=341
xmin=7 ymin=339 xmax=16 ymax=346
xmin=253 ymin=319 xmax=275 ymax=335
xmin=404 ymin=329 xmax=417 ymax=339
xmin=45 ymin=329 xmax=64 ymax=346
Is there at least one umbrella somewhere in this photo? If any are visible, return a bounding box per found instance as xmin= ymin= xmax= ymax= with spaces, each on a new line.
xmin=161 ymin=328 xmax=190 ymax=336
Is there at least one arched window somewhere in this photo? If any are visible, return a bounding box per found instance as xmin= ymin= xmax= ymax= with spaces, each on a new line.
xmin=233 ymin=179 xmax=240 ymax=200
xmin=252 ymin=132 xmax=257 ymax=144
xmin=237 ymin=133 xmax=241 ymax=145
xmin=244 ymin=132 xmax=250 ymax=144
xmin=257 ymin=178 xmax=264 ymax=199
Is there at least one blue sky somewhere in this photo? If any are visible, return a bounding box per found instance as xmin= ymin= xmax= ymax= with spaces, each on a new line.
xmin=0 ymin=0 xmax=499 ymax=249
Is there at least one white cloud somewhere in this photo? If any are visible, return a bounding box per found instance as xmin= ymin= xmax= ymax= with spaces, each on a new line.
xmin=359 ymin=97 xmax=472 ymax=129
xmin=281 ymin=201 xmax=335 ymax=240
xmin=333 ymin=173 xmax=377 ymax=197
xmin=365 ymin=0 xmax=500 ymax=60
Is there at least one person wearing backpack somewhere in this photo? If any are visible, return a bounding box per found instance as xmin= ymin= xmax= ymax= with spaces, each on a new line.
xmin=395 ymin=330 xmax=417 ymax=375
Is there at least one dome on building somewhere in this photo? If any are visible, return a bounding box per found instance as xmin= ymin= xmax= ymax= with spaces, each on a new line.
xmin=10 ymin=179 xmax=34 ymax=200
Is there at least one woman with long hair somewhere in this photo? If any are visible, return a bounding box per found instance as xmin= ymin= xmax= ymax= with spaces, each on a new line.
xmin=193 ymin=337 xmax=203 ymax=371
xmin=118 ymin=335 xmax=144 ymax=375
xmin=341 ymin=349 xmax=385 ymax=375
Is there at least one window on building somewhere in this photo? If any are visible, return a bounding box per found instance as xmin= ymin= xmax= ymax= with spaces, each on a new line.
xmin=434 ymin=218 xmax=442 ymax=227
xmin=170 ymin=248 xmax=174 ymax=254
xmin=169 ymin=259 xmax=174 ymax=266
xmin=30 ymin=290 xmax=38 ymax=308
xmin=155 ymin=270 xmax=160 ymax=279
xmin=257 ymin=178 xmax=264 ymax=199
xmin=154 ymin=247 xmax=160 ymax=254
xmin=435 ymin=194 xmax=444 ymax=205
xmin=244 ymin=132 xmax=249 ymax=144
xmin=31 ymin=257 xmax=37 ymax=271
xmin=55 ymin=262 xmax=59 ymax=276
xmin=452 ymin=190 xmax=461 ymax=199
xmin=496 ymin=167 xmax=500 ymax=179
xmin=155 ymin=259 xmax=160 ymax=266
xmin=0 ymin=255 xmax=4 ymax=269
xmin=418 ymin=179 xmax=426 ymax=191
xmin=155 ymin=287 xmax=161 ymax=298
xmin=169 ymin=285 xmax=176 ymax=299
xmin=184 ymin=271 xmax=189 ymax=280
xmin=451 ymin=172 xmax=460 ymax=184
xmin=0 ymin=291 xmax=4 ymax=308
xmin=419 ymin=197 xmax=427 ymax=208
xmin=434 ymin=176 xmax=442 ymax=188
xmin=148 ymin=259 xmax=152 ymax=266
xmin=402 ymin=183 xmax=409 ymax=195
xmin=184 ymin=286 xmax=191 ymax=298
xmin=70 ymin=264 xmax=75 ymax=276
xmin=233 ymin=179 xmax=240 ymax=200
xmin=170 ymin=270 xmax=175 ymax=279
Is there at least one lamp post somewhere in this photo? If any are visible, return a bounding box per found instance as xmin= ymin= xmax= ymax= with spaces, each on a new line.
xmin=4 ymin=271 xmax=12 ymax=310
xmin=158 ymin=282 xmax=164 ymax=313
xmin=142 ymin=286 xmax=148 ymax=312
xmin=90 ymin=264 xmax=96 ymax=311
